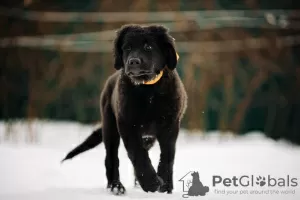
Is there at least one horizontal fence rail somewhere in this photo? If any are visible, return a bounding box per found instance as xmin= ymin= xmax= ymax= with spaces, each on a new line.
xmin=1 ymin=34 xmax=300 ymax=52
xmin=1 ymin=7 xmax=299 ymax=52
xmin=0 ymin=6 xmax=297 ymax=29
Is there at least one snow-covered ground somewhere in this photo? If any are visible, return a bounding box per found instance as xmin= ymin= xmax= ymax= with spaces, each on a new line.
xmin=0 ymin=120 xmax=300 ymax=200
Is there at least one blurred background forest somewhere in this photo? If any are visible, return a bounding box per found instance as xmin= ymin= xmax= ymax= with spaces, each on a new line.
xmin=0 ymin=0 xmax=300 ymax=143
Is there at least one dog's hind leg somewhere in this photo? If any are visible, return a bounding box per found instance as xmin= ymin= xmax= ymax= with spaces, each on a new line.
xmin=102 ymin=108 xmax=125 ymax=195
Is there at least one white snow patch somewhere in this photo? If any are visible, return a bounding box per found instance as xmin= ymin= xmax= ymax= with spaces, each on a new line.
xmin=0 ymin=120 xmax=300 ymax=200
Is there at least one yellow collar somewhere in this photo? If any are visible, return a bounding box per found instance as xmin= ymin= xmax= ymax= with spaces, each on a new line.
xmin=143 ymin=53 xmax=179 ymax=85
xmin=143 ymin=70 xmax=164 ymax=85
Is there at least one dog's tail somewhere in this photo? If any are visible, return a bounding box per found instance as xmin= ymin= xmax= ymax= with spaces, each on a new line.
xmin=61 ymin=126 xmax=103 ymax=163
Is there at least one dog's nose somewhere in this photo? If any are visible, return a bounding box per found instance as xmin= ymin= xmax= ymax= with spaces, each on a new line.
xmin=128 ymin=58 xmax=141 ymax=67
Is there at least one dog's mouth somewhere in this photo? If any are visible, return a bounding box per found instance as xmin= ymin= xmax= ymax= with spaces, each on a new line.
xmin=129 ymin=72 xmax=162 ymax=85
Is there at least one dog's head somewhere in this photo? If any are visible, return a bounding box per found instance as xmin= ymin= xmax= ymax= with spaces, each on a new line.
xmin=191 ymin=172 xmax=199 ymax=179
xmin=113 ymin=24 xmax=178 ymax=85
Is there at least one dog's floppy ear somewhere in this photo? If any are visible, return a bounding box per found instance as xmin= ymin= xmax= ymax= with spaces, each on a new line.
xmin=151 ymin=25 xmax=178 ymax=70
xmin=165 ymin=40 xmax=177 ymax=70
xmin=113 ymin=25 xmax=133 ymax=70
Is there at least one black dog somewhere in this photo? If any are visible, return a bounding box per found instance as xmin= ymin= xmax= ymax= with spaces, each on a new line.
xmin=62 ymin=24 xmax=187 ymax=195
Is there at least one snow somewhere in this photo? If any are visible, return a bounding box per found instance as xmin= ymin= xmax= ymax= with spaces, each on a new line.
xmin=0 ymin=120 xmax=300 ymax=200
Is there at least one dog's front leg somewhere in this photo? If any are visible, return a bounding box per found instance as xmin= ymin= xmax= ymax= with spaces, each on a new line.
xmin=157 ymin=121 xmax=180 ymax=194
xmin=118 ymin=121 xmax=162 ymax=192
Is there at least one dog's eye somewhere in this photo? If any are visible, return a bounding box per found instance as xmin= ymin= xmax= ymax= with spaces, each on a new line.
xmin=144 ymin=44 xmax=152 ymax=51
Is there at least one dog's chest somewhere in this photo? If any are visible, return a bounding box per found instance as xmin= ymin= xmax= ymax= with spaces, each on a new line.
xmin=116 ymin=84 xmax=181 ymax=131
xmin=123 ymin=92 xmax=171 ymax=122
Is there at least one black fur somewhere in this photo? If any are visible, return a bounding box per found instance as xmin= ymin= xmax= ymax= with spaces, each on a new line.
xmin=61 ymin=127 xmax=102 ymax=163
xmin=62 ymin=24 xmax=187 ymax=195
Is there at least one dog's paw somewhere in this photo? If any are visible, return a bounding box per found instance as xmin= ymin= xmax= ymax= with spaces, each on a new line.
xmin=159 ymin=186 xmax=173 ymax=194
xmin=139 ymin=175 xmax=163 ymax=193
xmin=158 ymin=180 xmax=173 ymax=194
xmin=107 ymin=181 xmax=126 ymax=195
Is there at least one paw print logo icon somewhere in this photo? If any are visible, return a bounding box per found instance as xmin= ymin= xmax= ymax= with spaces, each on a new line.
xmin=256 ymin=176 xmax=266 ymax=186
